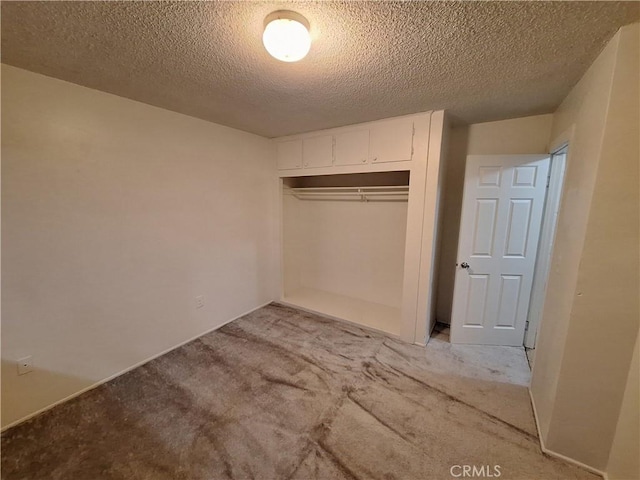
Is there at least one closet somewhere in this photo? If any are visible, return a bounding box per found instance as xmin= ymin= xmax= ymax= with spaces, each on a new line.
xmin=276 ymin=112 xmax=448 ymax=345
xmin=283 ymin=172 xmax=409 ymax=336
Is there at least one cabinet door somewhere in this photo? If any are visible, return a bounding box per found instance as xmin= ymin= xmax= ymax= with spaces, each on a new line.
xmin=277 ymin=140 xmax=303 ymax=170
xmin=334 ymin=130 xmax=369 ymax=166
xmin=369 ymin=119 xmax=414 ymax=163
xmin=303 ymin=135 xmax=334 ymax=168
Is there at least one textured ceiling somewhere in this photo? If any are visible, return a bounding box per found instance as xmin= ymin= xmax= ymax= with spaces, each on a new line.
xmin=2 ymin=1 xmax=639 ymax=137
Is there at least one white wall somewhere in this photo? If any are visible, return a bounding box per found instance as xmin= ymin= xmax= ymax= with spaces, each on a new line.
xmin=283 ymin=195 xmax=408 ymax=309
xmin=531 ymin=23 xmax=640 ymax=473
xmin=436 ymin=114 xmax=553 ymax=324
xmin=607 ymin=333 xmax=640 ymax=480
xmin=1 ymin=65 xmax=278 ymax=427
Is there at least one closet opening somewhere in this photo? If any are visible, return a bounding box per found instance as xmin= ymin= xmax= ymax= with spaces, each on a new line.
xmin=281 ymin=171 xmax=410 ymax=337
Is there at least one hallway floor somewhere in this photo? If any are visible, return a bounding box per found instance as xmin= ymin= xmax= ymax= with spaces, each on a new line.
xmin=1 ymin=303 xmax=597 ymax=480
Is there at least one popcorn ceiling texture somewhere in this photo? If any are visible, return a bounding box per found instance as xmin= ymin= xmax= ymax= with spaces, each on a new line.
xmin=2 ymin=1 xmax=638 ymax=137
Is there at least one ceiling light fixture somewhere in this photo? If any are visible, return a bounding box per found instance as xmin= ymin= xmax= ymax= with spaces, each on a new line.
xmin=263 ymin=11 xmax=311 ymax=62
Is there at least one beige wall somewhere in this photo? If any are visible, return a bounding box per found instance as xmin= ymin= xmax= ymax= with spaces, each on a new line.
xmin=436 ymin=114 xmax=553 ymax=324
xmin=531 ymin=24 xmax=620 ymax=446
xmin=1 ymin=66 xmax=278 ymax=427
xmin=607 ymin=333 xmax=640 ymax=480
xmin=531 ymin=23 xmax=640 ymax=472
xmin=283 ymin=196 xmax=408 ymax=308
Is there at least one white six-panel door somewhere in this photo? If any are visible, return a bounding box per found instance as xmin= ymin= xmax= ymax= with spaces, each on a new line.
xmin=451 ymin=155 xmax=550 ymax=346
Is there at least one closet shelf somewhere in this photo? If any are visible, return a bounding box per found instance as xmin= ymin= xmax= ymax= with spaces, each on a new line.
xmin=286 ymin=185 xmax=409 ymax=202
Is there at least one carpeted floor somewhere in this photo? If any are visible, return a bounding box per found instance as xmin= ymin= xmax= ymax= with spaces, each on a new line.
xmin=1 ymin=303 xmax=597 ymax=480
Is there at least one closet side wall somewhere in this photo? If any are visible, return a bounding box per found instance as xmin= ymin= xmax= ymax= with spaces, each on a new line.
xmin=282 ymin=190 xmax=303 ymax=296
xmin=416 ymin=111 xmax=450 ymax=341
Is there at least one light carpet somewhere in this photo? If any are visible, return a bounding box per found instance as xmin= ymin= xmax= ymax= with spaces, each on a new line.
xmin=1 ymin=303 xmax=597 ymax=480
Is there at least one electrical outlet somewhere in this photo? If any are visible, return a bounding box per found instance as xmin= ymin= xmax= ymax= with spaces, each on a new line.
xmin=195 ymin=295 xmax=205 ymax=309
xmin=17 ymin=356 xmax=33 ymax=376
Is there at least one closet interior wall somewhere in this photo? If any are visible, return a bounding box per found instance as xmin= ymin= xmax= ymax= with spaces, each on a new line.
xmin=283 ymin=173 xmax=410 ymax=336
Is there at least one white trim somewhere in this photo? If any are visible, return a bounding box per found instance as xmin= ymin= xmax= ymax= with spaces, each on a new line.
xmin=528 ymin=388 xmax=606 ymax=478
xmin=549 ymin=125 xmax=575 ymax=155
xmin=414 ymin=110 xmax=448 ymax=345
xmin=524 ymin=150 xmax=567 ymax=349
xmin=1 ymin=301 xmax=273 ymax=432
xmin=399 ymin=112 xmax=433 ymax=343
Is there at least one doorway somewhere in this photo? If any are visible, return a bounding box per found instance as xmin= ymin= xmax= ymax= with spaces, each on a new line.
xmin=450 ymin=154 xmax=550 ymax=346
xmin=449 ymin=149 xmax=567 ymax=349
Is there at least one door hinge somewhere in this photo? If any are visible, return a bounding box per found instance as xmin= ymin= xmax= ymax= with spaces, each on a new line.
xmin=546 ymin=174 xmax=551 ymax=188
xmin=525 ymin=320 xmax=530 ymax=331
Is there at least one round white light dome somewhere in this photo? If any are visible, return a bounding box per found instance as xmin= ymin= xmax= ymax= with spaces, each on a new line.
xmin=263 ymin=11 xmax=311 ymax=63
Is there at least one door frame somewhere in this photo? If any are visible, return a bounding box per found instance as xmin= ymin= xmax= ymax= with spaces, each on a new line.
xmin=524 ymin=143 xmax=569 ymax=348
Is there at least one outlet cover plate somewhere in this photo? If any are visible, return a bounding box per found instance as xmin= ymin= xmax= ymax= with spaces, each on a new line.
xmin=17 ymin=356 xmax=33 ymax=375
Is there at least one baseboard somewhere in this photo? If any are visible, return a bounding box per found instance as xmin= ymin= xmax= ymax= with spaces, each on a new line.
xmin=528 ymin=388 xmax=606 ymax=479
xmin=1 ymin=301 xmax=273 ymax=432
xmin=276 ymin=299 xmax=401 ymax=340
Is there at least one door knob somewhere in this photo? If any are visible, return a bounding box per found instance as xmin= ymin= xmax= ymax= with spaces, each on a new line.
xmin=460 ymin=262 xmax=470 ymax=269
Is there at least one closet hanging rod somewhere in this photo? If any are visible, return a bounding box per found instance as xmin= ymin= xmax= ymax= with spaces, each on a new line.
xmin=288 ymin=186 xmax=409 ymax=192
xmin=288 ymin=191 xmax=406 ymax=196
xmin=285 ymin=185 xmax=409 ymax=202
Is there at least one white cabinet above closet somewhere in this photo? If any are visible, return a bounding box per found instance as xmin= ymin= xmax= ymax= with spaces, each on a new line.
xmin=275 ymin=115 xmax=417 ymax=175
xmin=303 ymin=135 xmax=333 ymax=168
xmin=276 ymin=140 xmax=303 ymax=170
xmin=334 ymin=130 xmax=369 ymax=166
xmin=370 ymin=118 xmax=414 ymax=164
